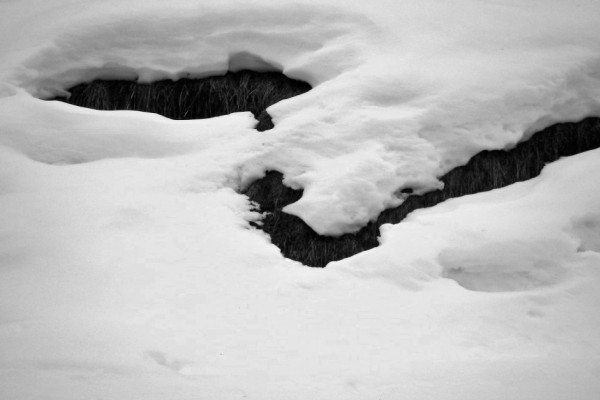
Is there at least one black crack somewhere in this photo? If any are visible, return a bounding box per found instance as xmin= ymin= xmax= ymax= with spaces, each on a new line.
xmin=49 ymin=70 xmax=311 ymax=131
xmin=244 ymin=117 xmax=600 ymax=267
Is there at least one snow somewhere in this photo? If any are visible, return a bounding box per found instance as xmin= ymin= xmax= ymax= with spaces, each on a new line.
xmin=1 ymin=0 xmax=600 ymax=399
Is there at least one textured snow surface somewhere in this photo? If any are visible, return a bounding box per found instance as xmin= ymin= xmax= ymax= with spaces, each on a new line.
xmin=1 ymin=0 xmax=600 ymax=399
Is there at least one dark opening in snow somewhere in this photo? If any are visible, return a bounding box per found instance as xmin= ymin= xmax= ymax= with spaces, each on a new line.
xmin=244 ymin=117 xmax=600 ymax=267
xmin=49 ymin=70 xmax=312 ymax=131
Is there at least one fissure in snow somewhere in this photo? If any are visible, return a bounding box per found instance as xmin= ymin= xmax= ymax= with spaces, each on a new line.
xmin=245 ymin=117 xmax=600 ymax=267
xmin=49 ymin=70 xmax=311 ymax=132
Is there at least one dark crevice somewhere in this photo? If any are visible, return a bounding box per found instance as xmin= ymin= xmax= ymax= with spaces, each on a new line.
xmin=244 ymin=117 xmax=600 ymax=267
xmin=43 ymin=73 xmax=600 ymax=267
xmin=48 ymin=70 xmax=311 ymax=131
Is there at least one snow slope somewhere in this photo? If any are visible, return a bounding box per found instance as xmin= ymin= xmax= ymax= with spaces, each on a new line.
xmin=1 ymin=1 xmax=600 ymax=399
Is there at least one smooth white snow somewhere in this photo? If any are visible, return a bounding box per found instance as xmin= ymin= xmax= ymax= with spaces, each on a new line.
xmin=1 ymin=1 xmax=600 ymax=399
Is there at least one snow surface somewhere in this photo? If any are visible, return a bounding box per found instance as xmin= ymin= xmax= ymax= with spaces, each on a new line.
xmin=1 ymin=0 xmax=600 ymax=399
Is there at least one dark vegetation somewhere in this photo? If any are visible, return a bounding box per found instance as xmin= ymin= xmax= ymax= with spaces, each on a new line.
xmin=50 ymin=70 xmax=312 ymax=131
xmin=244 ymin=117 xmax=600 ymax=267
xmin=47 ymin=73 xmax=600 ymax=267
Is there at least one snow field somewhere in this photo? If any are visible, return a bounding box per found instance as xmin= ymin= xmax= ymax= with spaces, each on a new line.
xmin=1 ymin=0 xmax=600 ymax=399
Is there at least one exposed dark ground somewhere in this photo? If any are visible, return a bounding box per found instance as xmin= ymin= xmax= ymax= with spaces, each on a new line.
xmin=47 ymin=74 xmax=600 ymax=267
xmin=51 ymin=70 xmax=311 ymax=131
xmin=245 ymin=118 xmax=600 ymax=267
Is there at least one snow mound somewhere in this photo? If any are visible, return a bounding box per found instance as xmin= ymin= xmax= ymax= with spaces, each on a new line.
xmin=6 ymin=4 xmax=376 ymax=96
xmin=0 ymin=91 xmax=257 ymax=165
